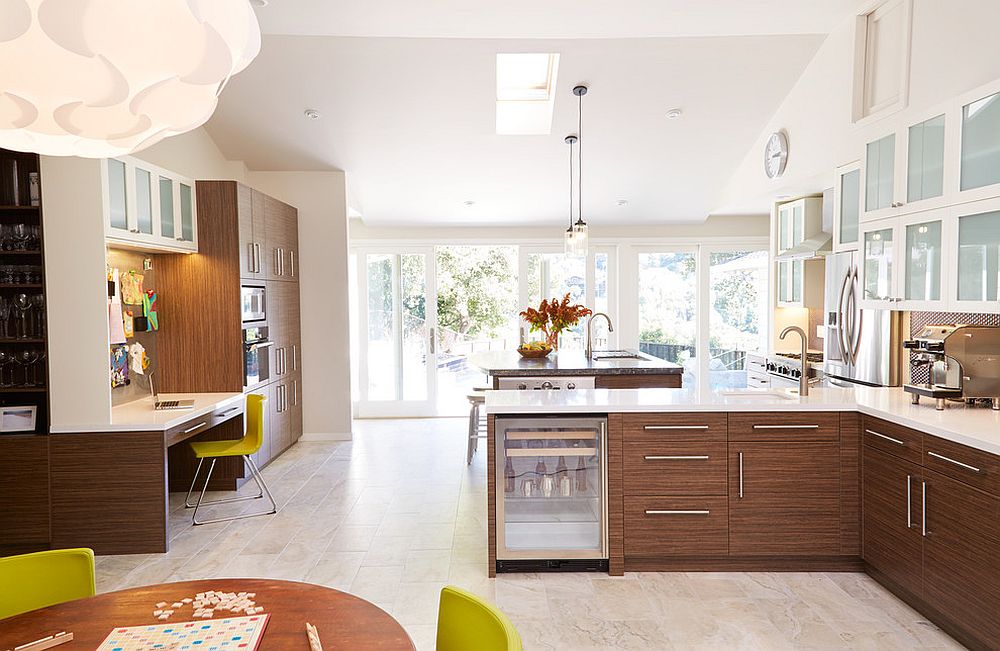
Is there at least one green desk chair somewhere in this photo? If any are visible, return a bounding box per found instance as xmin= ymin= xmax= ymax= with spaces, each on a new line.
xmin=0 ymin=548 xmax=95 ymax=619
xmin=436 ymin=585 xmax=522 ymax=651
xmin=184 ymin=394 xmax=277 ymax=525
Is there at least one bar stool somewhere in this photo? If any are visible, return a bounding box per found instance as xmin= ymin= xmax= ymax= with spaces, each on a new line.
xmin=466 ymin=388 xmax=489 ymax=464
xmin=184 ymin=394 xmax=277 ymax=525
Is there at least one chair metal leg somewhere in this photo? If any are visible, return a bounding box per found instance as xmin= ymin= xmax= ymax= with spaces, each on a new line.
xmin=184 ymin=457 xmax=206 ymax=508
xmin=190 ymin=456 xmax=278 ymax=525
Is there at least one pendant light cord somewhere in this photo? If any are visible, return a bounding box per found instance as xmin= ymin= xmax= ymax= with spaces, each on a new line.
xmin=568 ymin=138 xmax=574 ymax=230
xmin=577 ymin=91 xmax=583 ymax=225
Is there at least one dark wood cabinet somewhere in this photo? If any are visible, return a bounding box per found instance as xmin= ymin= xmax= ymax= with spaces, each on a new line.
xmin=238 ymin=186 xmax=266 ymax=280
xmin=0 ymin=435 xmax=50 ymax=554
xmin=728 ymin=440 xmax=841 ymax=555
xmin=624 ymin=496 xmax=728 ymax=556
xmin=264 ymin=195 xmax=298 ymax=282
xmin=595 ymin=374 xmax=680 ymax=389
xmin=862 ymin=444 xmax=923 ymax=598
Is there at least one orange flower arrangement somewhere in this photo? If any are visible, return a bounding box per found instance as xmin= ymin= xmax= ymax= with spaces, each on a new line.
xmin=520 ymin=293 xmax=592 ymax=350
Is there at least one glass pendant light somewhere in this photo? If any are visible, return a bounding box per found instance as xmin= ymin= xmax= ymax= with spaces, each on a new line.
xmin=569 ymin=85 xmax=589 ymax=257
xmin=563 ymin=134 xmax=577 ymax=254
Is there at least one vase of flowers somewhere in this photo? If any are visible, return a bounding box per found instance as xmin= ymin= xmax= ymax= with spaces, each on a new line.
xmin=519 ymin=293 xmax=592 ymax=352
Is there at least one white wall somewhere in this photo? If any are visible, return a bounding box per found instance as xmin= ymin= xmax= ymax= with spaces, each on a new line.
xmin=248 ymin=170 xmax=352 ymax=439
xmin=40 ymin=156 xmax=111 ymax=428
xmin=717 ymin=0 xmax=1000 ymax=214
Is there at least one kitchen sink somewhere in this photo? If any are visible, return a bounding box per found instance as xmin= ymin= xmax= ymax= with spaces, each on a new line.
xmin=591 ymin=350 xmax=642 ymax=360
xmin=721 ymin=389 xmax=799 ymax=400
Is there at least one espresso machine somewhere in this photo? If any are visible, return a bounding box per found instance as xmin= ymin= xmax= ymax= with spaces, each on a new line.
xmin=904 ymin=325 xmax=1000 ymax=410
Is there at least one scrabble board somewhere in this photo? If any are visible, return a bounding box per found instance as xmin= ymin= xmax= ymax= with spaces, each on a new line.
xmin=96 ymin=614 xmax=269 ymax=650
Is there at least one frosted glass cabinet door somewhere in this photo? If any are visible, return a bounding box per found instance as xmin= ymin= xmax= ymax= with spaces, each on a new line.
xmin=159 ymin=176 xmax=175 ymax=239
xmin=903 ymin=220 xmax=942 ymax=301
xmin=107 ymin=158 xmax=128 ymax=231
xmin=957 ymin=209 xmax=1000 ymax=302
xmin=907 ymin=114 xmax=945 ymax=203
xmin=134 ymin=168 xmax=153 ymax=235
xmin=863 ymin=227 xmax=894 ymax=301
xmin=778 ymin=207 xmax=790 ymax=250
xmin=961 ymin=92 xmax=1000 ymax=191
xmin=791 ymin=260 xmax=802 ymax=302
xmin=791 ymin=203 xmax=804 ymax=245
xmin=866 ymin=134 xmax=895 ymax=212
xmin=179 ymin=183 xmax=194 ymax=242
xmin=840 ymin=168 xmax=861 ymax=246
xmin=778 ymin=262 xmax=789 ymax=303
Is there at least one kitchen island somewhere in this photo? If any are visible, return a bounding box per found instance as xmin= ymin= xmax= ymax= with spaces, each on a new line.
xmin=485 ymin=385 xmax=1000 ymax=650
xmin=469 ymin=348 xmax=683 ymax=389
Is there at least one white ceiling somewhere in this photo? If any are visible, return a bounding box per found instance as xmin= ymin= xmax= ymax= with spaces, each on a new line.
xmin=206 ymin=32 xmax=826 ymax=225
xmin=254 ymin=0 xmax=851 ymax=39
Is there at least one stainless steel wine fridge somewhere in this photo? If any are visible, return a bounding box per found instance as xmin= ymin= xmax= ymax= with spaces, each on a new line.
xmin=494 ymin=415 xmax=608 ymax=572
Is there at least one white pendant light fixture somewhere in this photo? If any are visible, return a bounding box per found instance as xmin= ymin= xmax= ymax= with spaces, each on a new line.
xmin=566 ymin=84 xmax=589 ymax=257
xmin=0 ymin=0 xmax=261 ymax=158
xmin=563 ymin=134 xmax=577 ymax=254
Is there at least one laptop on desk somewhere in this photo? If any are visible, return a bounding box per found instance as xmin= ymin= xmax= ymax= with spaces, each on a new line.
xmin=149 ymin=374 xmax=196 ymax=411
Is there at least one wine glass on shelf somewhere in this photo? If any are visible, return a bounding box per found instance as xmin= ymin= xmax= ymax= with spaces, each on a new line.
xmin=31 ymin=294 xmax=44 ymax=337
xmin=33 ymin=350 xmax=45 ymax=387
xmin=0 ymin=351 xmax=9 ymax=387
xmin=28 ymin=224 xmax=40 ymax=251
xmin=18 ymin=350 xmax=36 ymax=386
xmin=14 ymin=293 xmax=31 ymax=339
xmin=0 ymin=296 xmax=9 ymax=339
xmin=12 ymin=223 xmax=29 ymax=251
xmin=0 ymin=224 xmax=10 ymax=251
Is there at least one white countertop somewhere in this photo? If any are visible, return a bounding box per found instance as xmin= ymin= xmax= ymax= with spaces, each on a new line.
xmin=50 ymin=392 xmax=244 ymax=433
xmin=486 ymin=386 xmax=1000 ymax=456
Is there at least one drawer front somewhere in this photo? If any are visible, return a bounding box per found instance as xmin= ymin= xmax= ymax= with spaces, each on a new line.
xmin=624 ymin=496 xmax=729 ymax=556
xmin=747 ymin=355 xmax=767 ymax=375
xmin=861 ymin=415 xmax=922 ymax=464
xmin=622 ymin=413 xmax=727 ymax=443
xmin=924 ymin=435 xmax=1000 ymax=497
xmin=165 ymin=416 xmax=214 ymax=447
xmin=623 ymin=440 xmax=727 ymax=496
xmin=746 ymin=372 xmax=770 ymax=389
xmin=728 ymin=412 xmax=840 ymax=442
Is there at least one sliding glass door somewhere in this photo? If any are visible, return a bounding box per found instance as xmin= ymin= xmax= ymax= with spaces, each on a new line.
xmin=355 ymin=247 xmax=437 ymax=417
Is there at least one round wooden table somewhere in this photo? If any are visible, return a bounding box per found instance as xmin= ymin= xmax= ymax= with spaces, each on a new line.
xmin=0 ymin=578 xmax=415 ymax=650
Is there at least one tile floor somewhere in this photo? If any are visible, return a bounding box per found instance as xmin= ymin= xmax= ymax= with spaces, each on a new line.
xmin=95 ymin=418 xmax=964 ymax=650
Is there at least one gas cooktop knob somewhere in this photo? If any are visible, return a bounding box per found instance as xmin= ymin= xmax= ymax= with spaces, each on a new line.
xmin=540 ymin=380 xmax=554 ymax=390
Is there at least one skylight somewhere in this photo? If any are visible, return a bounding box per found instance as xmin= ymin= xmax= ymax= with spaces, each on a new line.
xmin=496 ymin=53 xmax=560 ymax=135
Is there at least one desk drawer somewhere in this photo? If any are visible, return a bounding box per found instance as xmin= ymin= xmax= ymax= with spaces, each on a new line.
xmin=924 ymin=435 xmax=1000 ymax=497
xmin=623 ymin=440 xmax=727 ymax=495
xmin=861 ymin=416 xmax=922 ymax=464
xmin=624 ymin=496 xmax=728 ymax=556
xmin=210 ymin=401 xmax=245 ymax=428
xmin=729 ymin=412 xmax=840 ymax=442
xmin=622 ymin=413 xmax=727 ymax=443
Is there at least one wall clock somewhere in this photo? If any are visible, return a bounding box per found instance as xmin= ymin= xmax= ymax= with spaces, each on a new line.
xmin=764 ymin=131 xmax=789 ymax=179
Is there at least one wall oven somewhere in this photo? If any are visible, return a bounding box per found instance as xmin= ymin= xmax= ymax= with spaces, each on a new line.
xmin=241 ymin=284 xmax=266 ymax=323
xmin=494 ymin=415 xmax=608 ymax=572
xmin=244 ymin=325 xmax=273 ymax=388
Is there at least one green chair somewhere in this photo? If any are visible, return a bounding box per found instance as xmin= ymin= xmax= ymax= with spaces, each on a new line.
xmin=436 ymin=585 xmax=522 ymax=651
xmin=0 ymin=548 xmax=95 ymax=619
xmin=184 ymin=394 xmax=276 ymax=525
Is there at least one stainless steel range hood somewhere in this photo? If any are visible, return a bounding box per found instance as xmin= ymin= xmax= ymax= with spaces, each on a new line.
xmin=775 ymin=186 xmax=834 ymax=261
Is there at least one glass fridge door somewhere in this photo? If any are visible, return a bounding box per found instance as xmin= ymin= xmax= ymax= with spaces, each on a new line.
xmin=496 ymin=416 xmax=607 ymax=560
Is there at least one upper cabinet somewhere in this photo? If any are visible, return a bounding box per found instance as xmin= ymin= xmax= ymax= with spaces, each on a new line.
xmin=860 ymin=211 xmax=950 ymax=310
xmin=959 ymin=89 xmax=1000 ymax=199
xmin=952 ymin=197 xmax=1000 ymax=312
xmin=834 ymin=162 xmax=862 ymax=251
xmin=263 ymin=195 xmax=299 ymax=282
xmin=851 ymin=0 xmax=912 ymax=123
xmin=775 ymin=197 xmax=822 ymax=307
xmin=103 ymin=156 xmax=197 ymax=253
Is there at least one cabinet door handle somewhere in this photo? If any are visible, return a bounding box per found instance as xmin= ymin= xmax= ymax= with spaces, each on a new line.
xmin=248 ymin=243 xmax=255 ymax=271
xmin=274 ymin=248 xmax=280 ymax=275
xmin=183 ymin=421 xmax=208 ymax=434
xmin=927 ymin=451 xmax=982 ymax=474
xmin=290 ymin=250 xmax=295 ymax=277
xmin=254 ymin=243 xmax=261 ymax=273
xmin=866 ymin=429 xmax=905 ymax=446
xmin=738 ymin=451 xmax=744 ymax=499
xmin=292 ymin=344 xmax=297 ymax=371
xmin=644 ymin=455 xmax=710 ymax=461
xmin=293 ymin=380 xmax=297 ymax=406
xmin=922 ymin=480 xmax=928 ymax=537
xmin=644 ymin=510 xmax=710 ymax=516
xmin=906 ymin=474 xmax=912 ymax=528
xmin=752 ymin=424 xmax=819 ymax=429
xmin=643 ymin=425 xmax=709 ymax=430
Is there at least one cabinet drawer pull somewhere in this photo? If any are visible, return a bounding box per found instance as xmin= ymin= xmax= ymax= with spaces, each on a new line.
xmin=906 ymin=474 xmax=912 ymax=528
xmin=644 ymin=455 xmax=709 ymax=460
xmin=738 ymin=451 xmax=744 ymax=499
xmin=217 ymin=407 xmax=241 ymax=418
xmin=183 ymin=421 xmax=208 ymax=434
xmin=643 ymin=425 xmax=709 ymax=430
xmin=866 ymin=429 xmax=904 ymax=446
xmin=927 ymin=451 xmax=981 ymax=473
xmin=751 ymin=424 xmax=819 ymax=429
xmin=644 ymin=510 xmax=710 ymax=516
xmin=922 ymin=480 xmax=928 ymax=537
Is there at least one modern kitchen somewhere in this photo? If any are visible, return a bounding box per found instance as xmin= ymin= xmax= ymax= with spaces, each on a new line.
xmin=2 ymin=2 xmax=1000 ymax=650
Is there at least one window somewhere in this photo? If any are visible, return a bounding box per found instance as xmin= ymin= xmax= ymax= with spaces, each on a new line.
xmin=853 ymin=0 xmax=911 ymax=122
xmin=708 ymin=251 xmax=769 ymax=389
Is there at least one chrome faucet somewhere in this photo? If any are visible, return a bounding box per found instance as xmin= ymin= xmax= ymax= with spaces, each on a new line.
xmin=779 ymin=325 xmax=810 ymax=397
xmin=586 ymin=312 xmax=614 ymax=358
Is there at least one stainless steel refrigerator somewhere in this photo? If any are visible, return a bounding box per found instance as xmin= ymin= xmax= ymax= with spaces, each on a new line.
xmin=823 ymin=251 xmax=904 ymax=387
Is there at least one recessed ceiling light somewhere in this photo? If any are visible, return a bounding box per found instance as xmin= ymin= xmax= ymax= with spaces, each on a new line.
xmin=303 ymin=109 xmax=321 ymax=120
xmin=463 ymin=200 xmax=476 ymax=207
xmin=665 ymin=108 xmax=683 ymax=120
xmin=250 ymin=0 xmax=268 ymax=7
xmin=617 ymin=199 xmax=628 ymax=207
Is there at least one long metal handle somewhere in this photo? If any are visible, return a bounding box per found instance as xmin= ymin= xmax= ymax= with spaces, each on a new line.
xmin=290 ymin=250 xmax=295 ymax=277
xmin=906 ymin=474 xmax=912 ymax=528
xmin=292 ymin=380 xmax=297 ymax=406
xmin=738 ymin=451 xmax=744 ymax=499
xmin=249 ymin=243 xmax=255 ymax=272
xmin=645 ymin=510 xmax=710 ymax=515
xmin=184 ymin=421 xmax=208 ymax=434
xmin=254 ymin=243 xmax=261 ymax=273
xmin=506 ymin=447 xmax=597 ymax=457
xmin=850 ymin=268 xmax=863 ymax=362
xmin=643 ymin=425 xmax=710 ymax=431
xmin=866 ymin=429 xmax=904 ymax=446
xmin=922 ymin=480 xmax=927 ymax=537
xmin=752 ymin=424 xmax=819 ymax=429
xmin=927 ymin=451 xmax=981 ymax=473
xmin=292 ymin=344 xmax=298 ymax=371
xmin=506 ymin=431 xmax=597 ymax=440
xmin=837 ymin=270 xmax=852 ymax=363
xmin=218 ymin=406 xmax=242 ymax=418
xmin=644 ymin=455 xmax=710 ymax=460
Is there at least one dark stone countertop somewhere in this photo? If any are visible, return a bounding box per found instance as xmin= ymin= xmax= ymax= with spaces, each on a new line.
xmin=467 ymin=349 xmax=683 ymax=377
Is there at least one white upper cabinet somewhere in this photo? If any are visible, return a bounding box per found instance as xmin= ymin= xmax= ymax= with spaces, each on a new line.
xmin=852 ymin=0 xmax=912 ymax=123
xmin=834 ymin=162 xmax=862 ymax=251
xmin=775 ymin=197 xmax=822 ymax=307
xmin=906 ymin=113 xmax=945 ymax=203
xmin=951 ymin=197 xmax=1000 ymax=312
xmin=102 ymin=156 xmax=197 ymax=253
xmin=864 ymin=132 xmax=898 ymax=217
xmin=859 ymin=211 xmax=949 ymax=310
xmin=959 ymin=90 xmax=1000 ymax=196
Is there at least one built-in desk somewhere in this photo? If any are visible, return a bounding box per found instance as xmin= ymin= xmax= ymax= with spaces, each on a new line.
xmin=48 ymin=393 xmax=245 ymax=555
